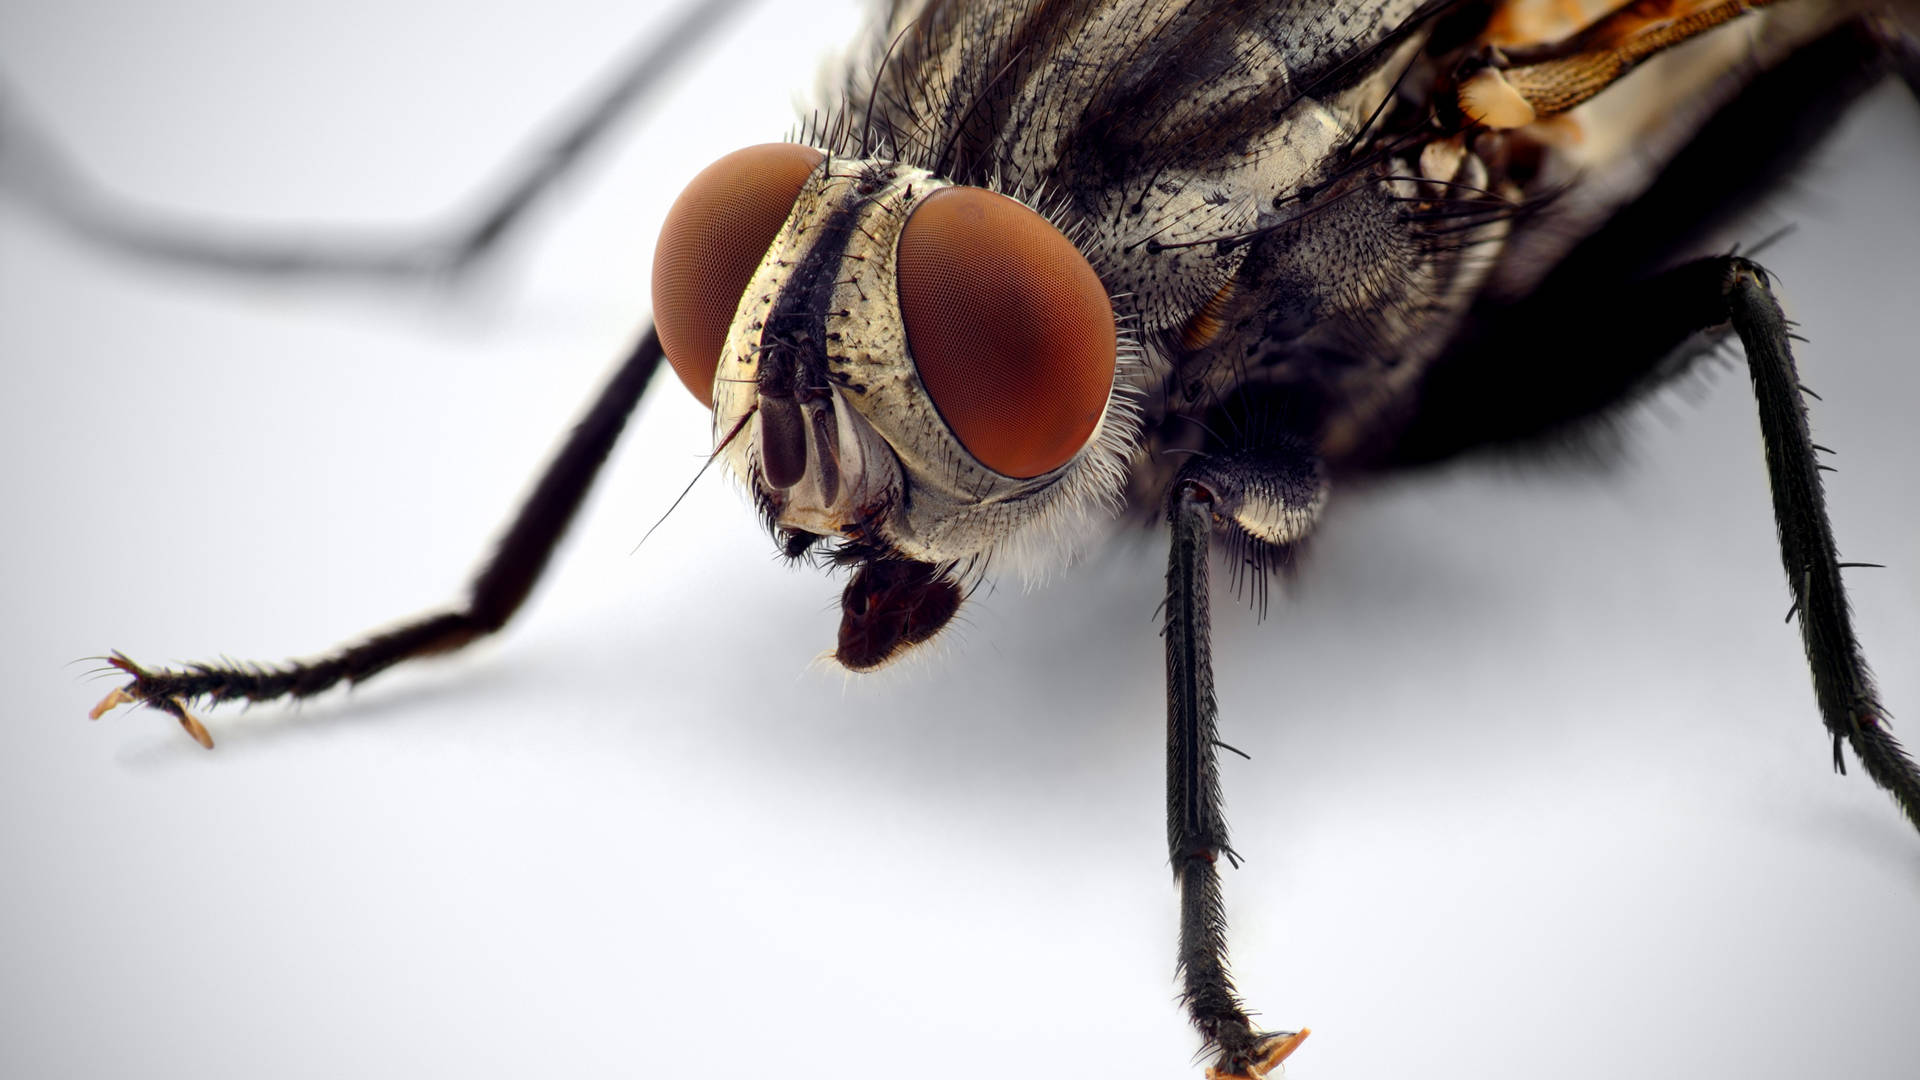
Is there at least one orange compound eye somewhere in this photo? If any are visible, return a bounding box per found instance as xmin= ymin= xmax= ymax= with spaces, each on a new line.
xmin=652 ymin=143 xmax=825 ymax=407
xmin=896 ymin=186 xmax=1116 ymax=479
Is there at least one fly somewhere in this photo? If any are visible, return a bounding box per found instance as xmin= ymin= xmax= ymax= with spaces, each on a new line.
xmin=6 ymin=2 xmax=1919 ymax=1077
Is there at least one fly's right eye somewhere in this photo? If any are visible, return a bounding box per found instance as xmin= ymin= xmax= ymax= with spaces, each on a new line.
xmin=896 ymin=187 xmax=1116 ymax=479
xmin=652 ymin=143 xmax=824 ymax=407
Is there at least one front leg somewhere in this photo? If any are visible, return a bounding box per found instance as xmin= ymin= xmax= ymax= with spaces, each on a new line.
xmin=1164 ymin=443 xmax=1326 ymax=1079
xmin=0 ymin=3 xmax=751 ymax=282
xmin=88 ymin=328 xmax=667 ymax=746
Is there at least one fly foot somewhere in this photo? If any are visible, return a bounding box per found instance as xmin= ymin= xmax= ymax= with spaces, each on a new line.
xmin=88 ymin=652 xmax=215 ymax=749
xmin=1205 ymin=1028 xmax=1310 ymax=1080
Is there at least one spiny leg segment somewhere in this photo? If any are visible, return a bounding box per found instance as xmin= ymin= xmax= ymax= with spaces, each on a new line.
xmin=90 ymin=328 xmax=665 ymax=747
xmin=1397 ymin=238 xmax=1918 ymax=830
xmin=1163 ymin=445 xmax=1326 ymax=1079
xmin=1409 ymin=250 xmax=1920 ymax=819
xmin=1720 ymin=259 xmax=1920 ymax=830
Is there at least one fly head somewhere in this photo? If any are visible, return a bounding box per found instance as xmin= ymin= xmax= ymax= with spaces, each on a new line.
xmin=651 ymin=142 xmax=1143 ymax=667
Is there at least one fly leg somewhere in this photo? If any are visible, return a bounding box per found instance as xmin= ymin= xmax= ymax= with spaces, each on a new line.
xmin=1714 ymin=259 xmax=1920 ymax=831
xmin=1410 ymin=252 xmax=1920 ymax=832
xmin=0 ymin=1 xmax=748 ymax=282
xmin=1394 ymin=16 xmax=1907 ymax=463
xmin=1163 ymin=444 xmax=1325 ymax=1079
xmin=89 ymin=327 xmax=664 ymax=748
xmin=1455 ymin=0 xmax=1789 ymax=130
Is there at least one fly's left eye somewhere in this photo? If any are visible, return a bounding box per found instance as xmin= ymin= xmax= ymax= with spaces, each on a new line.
xmin=896 ymin=186 xmax=1116 ymax=479
xmin=652 ymin=143 xmax=825 ymax=407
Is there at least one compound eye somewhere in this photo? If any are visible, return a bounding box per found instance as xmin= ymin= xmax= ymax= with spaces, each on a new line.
xmin=896 ymin=186 xmax=1116 ymax=479
xmin=653 ymin=143 xmax=824 ymax=407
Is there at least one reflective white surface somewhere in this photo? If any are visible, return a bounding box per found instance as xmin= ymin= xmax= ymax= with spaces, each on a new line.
xmin=2 ymin=3 xmax=1917 ymax=1078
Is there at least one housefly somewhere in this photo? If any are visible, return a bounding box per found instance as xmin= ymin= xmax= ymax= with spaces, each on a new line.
xmin=3 ymin=2 xmax=1917 ymax=1078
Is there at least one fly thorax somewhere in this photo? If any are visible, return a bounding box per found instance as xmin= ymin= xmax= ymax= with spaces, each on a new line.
xmin=1166 ymin=84 xmax=1508 ymax=455
xmin=1079 ymin=169 xmax=1250 ymax=337
xmin=1079 ymin=95 xmax=1354 ymax=342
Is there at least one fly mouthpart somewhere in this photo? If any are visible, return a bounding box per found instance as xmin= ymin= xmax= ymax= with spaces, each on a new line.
xmin=757 ymin=389 xmax=886 ymax=539
xmin=757 ymin=395 xmax=809 ymax=490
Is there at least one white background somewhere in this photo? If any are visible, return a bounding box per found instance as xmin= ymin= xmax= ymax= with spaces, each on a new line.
xmin=2 ymin=2 xmax=1917 ymax=1078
